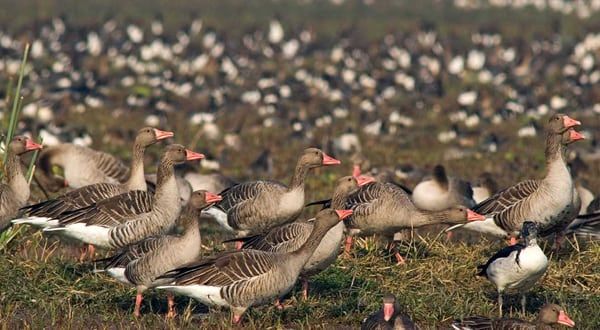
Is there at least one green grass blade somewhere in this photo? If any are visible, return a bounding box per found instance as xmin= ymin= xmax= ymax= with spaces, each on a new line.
xmin=3 ymin=43 xmax=30 ymax=164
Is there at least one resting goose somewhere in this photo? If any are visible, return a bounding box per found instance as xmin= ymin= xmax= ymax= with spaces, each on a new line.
xmin=477 ymin=221 xmax=548 ymax=317
xmin=361 ymin=293 xmax=416 ymax=330
xmin=204 ymin=148 xmax=340 ymax=237
xmin=446 ymin=115 xmax=584 ymax=241
xmin=13 ymin=127 xmax=173 ymax=229
xmin=96 ymin=190 xmax=221 ymax=318
xmin=411 ymin=164 xmax=476 ymax=211
xmin=472 ymin=172 xmax=498 ymax=204
xmin=43 ymin=144 xmax=204 ymax=250
xmin=0 ymin=136 xmax=43 ymax=231
xmin=448 ymin=303 xmax=575 ymax=329
xmin=344 ymin=181 xmax=485 ymax=263
xmin=232 ymin=175 xmax=374 ymax=299
xmin=157 ymin=208 xmax=353 ymax=324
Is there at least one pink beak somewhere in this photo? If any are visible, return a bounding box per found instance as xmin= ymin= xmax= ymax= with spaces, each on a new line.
xmin=569 ymin=130 xmax=584 ymax=142
xmin=205 ymin=192 xmax=223 ymax=204
xmin=154 ymin=128 xmax=174 ymax=140
xmin=185 ymin=149 xmax=205 ymax=161
xmin=383 ymin=302 xmax=394 ymax=322
xmin=25 ymin=139 xmax=43 ymax=151
xmin=557 ymin=310 xmax=575 ymax=327
xmin=355 ymin=175 xmax=375 ymax=187
xmin=352 ymin=165 xmax=362 ymax=177
xmin=322 ymin=153 xmax=341 ymax=166
xmin=467 ymin=209 xmax=486 ymax=222
xmin=562 ymin=115 xmax=581 ymax=129
xmin=335 ymin=209 xmax=353 ymax=220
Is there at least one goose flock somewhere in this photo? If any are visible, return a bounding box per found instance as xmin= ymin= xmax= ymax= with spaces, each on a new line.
xmin=2 ymin=111 xmax=597 ymax=328
xmin=1 ymin=3 xmax=600 ymax=327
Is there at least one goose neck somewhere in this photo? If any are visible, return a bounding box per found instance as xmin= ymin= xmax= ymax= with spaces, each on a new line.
xmin=290 ymin=221 xmax=336 ymax=262
xmin=290 ymin=162 xmax=310 ymax=189
xmin=5 ymin=151 xmax=29 ymax=202
xmin=125 ymin=144 xmax=147 ymax=191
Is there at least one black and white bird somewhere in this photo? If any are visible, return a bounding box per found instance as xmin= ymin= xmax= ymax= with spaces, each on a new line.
xmin=476 ymin=221 xmax=548 ymax=317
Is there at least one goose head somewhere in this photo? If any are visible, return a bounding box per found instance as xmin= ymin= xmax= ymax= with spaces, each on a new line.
xmin=562 ymin=128 xmax=585 ymax=145
xmin=299 ymin=148 xmax=341 ymax=169
xmin=547 ymin=114 xmax=581 ymax=134
xmin=521 ymin=221 xmax=539 ymax=244
xmin=382 ymin=293 xmax=397 ymax=321
xmin=441 ymin=206 xmax=485 ymax=224
xmin=10 ymin=136 xmax=43 ymax=155
xmin=164 ymin=144 xmax=204 ymax=165
xmin=189 ymin=190 xmax=222 ymax=210
xmin=538 ymin=304 xmax=575 ymax=327
xmin=314 ymin=208 xmax=353 ymax=231
xmin=135 ymin=127 xmax=174 ymax=147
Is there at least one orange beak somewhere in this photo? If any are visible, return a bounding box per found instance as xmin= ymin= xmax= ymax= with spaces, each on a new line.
xmin=205 ymin=192 xmax=223 ymax=204
xmin=467 ymin=209 xmax=486 ymax=222
xmin=322 ymin=153 xmax=341 ymax=166
xmin=562 ymin=115 xmax=581 ymax=129
xmin=355 ymin=175 xmax=375 ymax=187
xmin=557 ymin=310 xmax=575 ymax=327
xmin=154 ymin=128 xmax=174 ymax=140
xmin=185 ymin=149 xmax=205 ymax=161
xmin=335 ymin=209 xmax=353 ymax=220
xmin=25 ymin=139 xmax=43 ymax=151
xmin=383 ymin=302 xmax=394 ymax=321
xmin=569 ymin=130 xmax=584 ymax=142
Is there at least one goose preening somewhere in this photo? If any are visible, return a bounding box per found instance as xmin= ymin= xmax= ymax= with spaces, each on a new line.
xmin=95 ymin=190 xmax=222 ymax=318
xmin=231 ymin=175 xmax=375 ymax=299
xmin=361 ymin=293 xmax=416 ymax=330
xmin=448 ymin=303 xmax=575 ymax=329
xmin=477 ymin=221 xmax=548 ymax=317
xmin=411 ymin=164 xmax=476 ymax=211
xmin=43 ymin=144 xmax=204 ymax=250
xmin=156 ymin=208 xmax=353 ymax=324
xmin=446 ymin=115 xmax=584 ymax=241
xmin=12 ymin=127 xmax=173 ymax=229
xmin=344 ymin=181 xmax=485 ymax=263
xmin=204 ymin=148 xmax=341 ymax=237
xmin=0 ymin=136 xmax=43 ymax=231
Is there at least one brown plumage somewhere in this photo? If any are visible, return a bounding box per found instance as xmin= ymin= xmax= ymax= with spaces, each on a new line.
xmin=447 ymin=303 xmax=575 ymax=329
xmin=361 ymin=294 xmax=416 ymax=330
xmin=96 ymin=190 xmax=221 ymax=318
xmin=205 ymin=148 xmax=340 ymax=236
xmin=157 ymin=208 xmax=353 ymax=324
xmin=0 ymin=136 xmax=43 ymax=231
xmin=14 ymin=127 xmax=173 ymax=229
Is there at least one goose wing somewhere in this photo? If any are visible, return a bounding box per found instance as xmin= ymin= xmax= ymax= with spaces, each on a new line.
xmin=234 ymin=221 xmax=313 ymax=252
xmin=97 ymin=235 xmax=169 ymax=268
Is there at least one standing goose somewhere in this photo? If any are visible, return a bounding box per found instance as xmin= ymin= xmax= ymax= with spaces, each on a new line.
xmin=96 ymin=190 xmax=222 ymax=318
xmin=37 ymin=143 xmax=129 ymax=189
xmin=156 ymin=208 xmax=353 ymax=324
xmin=448 ymin=303 xmax=575 ymax=329
xmin=232 ymin=175 xmax=374 ymax=299
xmin=204 ymin=148 xmax=340 ymax=237
xmin=0 ymin=136 xmax=43 ymax=231
xmin=361 ymin=293 xmax=416 ymax=330
xmin=343 ymin=181 xmax=485 ymax=263
xmin=43 ymin=144 xmax=204 ymax=250
xmin=411 ymin=164 xmax=476 ymax=211
xmin=477 ymin=221 xmax=548 ymax=317
xmin=446 ymin=115 xmax=584 ymax=241
xmin=12 ymin=127 xmax=173 ymax=229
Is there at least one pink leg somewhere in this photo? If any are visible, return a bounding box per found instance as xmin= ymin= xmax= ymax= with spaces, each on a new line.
xmin=134 ymin=292 xmax=143 ymax=317
xmin=274 ymin=299 xmax=284 ymax=310
xmin=507 ymin=237 xmax=518 ymax=246
xmin=553 ymin=234 xmax=565 ymax=250
xmin=232 ymin=313 xmax=242 ymax=324
xmin=301 ymin=278 xmax=309 ymax=300
xmin=235 ymin=241 xmax=243 ymax=250
xmin=446 ymin=231 xmax=454 ymax=240
xmin=166 ymin=292 xmax=176 ymax=319
xmin=394 ymin=252 xmax=406 ymax=265
xmin=87 ymin=244 xmax=96 ymax=260
xmin=344 ymin=236 xmax=353 ymax=255
xmin=78 ymin=247 xmax=87 ymax=263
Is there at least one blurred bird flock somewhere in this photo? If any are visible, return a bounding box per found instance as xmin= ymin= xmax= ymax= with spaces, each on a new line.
xmin=1 ymin=0 xmax=600 ymax=328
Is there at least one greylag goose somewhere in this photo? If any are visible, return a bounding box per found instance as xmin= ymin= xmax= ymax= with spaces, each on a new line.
xmin=477 ymin=222 xmax=548 ymax=317
xmin=448 ymin=303 xmax=575 ymax=329
xmin=344 ymin=181 xmax=485 ymax=263
xmin=361 ymin=293 xmax=416 ymax=330
xmin=43 ymin=144 xmax=204 ymax=250
xmin=0 ymin=136 xmax=43 ymax=231
xmin=472 ymin=172 xmax=498 ymax=204
xmin=13 ymin=127 xmax=173 ymax=229
xmin=563 ymin=211 xmax=600 ymax=240
xmin=156 ymin=208 xmax=353 ymax=324
xmin=204 ymin=148 xmax=340 ymax=237
xmin=411 ymin=164 xmax=476 ymax=211
xmin=446 ymin=116 xmax=584 ymax=242
xmin=231 ymin=175 xmax=374 ymax=299
xmin=96 ymin=190 xmax=222 ymax=318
